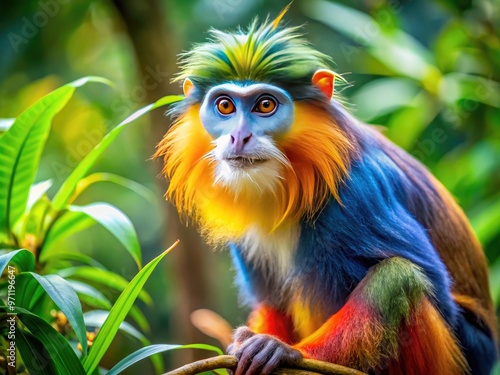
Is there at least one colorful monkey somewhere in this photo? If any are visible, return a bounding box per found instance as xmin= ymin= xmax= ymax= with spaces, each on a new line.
xmin=156 ymin=11 xmax=497 ymax=375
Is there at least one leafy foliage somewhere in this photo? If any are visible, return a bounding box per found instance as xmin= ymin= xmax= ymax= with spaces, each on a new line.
xmin=0 ymin=80 xmax=189 ymax=374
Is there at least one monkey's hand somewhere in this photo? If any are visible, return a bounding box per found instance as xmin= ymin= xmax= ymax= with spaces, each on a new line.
xmin=227 ymin=326 xmax=302 ymax=375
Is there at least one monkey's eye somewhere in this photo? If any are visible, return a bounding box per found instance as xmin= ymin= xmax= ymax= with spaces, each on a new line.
xmin=216 ymin=97 xmax=236 ymax=115
xmin=253 ymin=96 xmax=277 ymax=115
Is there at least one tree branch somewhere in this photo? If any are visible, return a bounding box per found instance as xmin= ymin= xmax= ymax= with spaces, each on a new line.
xmin=164 ymin=355 xmax=367 ymax=375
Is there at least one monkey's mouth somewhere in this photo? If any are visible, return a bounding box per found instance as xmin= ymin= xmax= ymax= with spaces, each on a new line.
xmin=224 ymin=156 xmax=268 ymax=168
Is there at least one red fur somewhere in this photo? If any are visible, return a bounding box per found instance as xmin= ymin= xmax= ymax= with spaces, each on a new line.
xmin=290 ymin=296 xmax=467 ymax=374
xmin=293 ymin=295 xmax=390 ymax=371
xmin=387 ymin=299 xmax=468 ymax=375
xmin=247 ymin=304 xmax=297 ymax=344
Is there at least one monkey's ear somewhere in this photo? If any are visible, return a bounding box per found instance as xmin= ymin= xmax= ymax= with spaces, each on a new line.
xmin=183 ymin=78 xmax=195 ymax=97
xmin=312 ymin=69 xmax=335 ymax=99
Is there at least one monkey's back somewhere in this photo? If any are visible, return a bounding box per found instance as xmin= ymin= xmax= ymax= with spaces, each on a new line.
xmin=369 ymin=126 xmax=497 ymax=339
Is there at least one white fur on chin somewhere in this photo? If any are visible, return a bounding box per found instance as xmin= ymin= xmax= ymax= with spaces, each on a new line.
xmin=210 ymin=134 xmax=289 ymax=197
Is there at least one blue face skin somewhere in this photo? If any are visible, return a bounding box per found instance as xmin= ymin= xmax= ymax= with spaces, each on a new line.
xmin=199 ymin=83 xmax=294 ymax=157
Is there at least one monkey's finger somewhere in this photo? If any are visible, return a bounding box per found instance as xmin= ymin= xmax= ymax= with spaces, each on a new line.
xmin=234 ymin=336 xmax=270 ymax=375
xmin=245 ymin=340 xmax=280 ymax=375
xmin=260 ymin=346 xmax=286 ymax=375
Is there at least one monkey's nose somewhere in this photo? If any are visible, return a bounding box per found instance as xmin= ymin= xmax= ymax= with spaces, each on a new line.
xmin=230 ymin=130 xmax=252 ymax=154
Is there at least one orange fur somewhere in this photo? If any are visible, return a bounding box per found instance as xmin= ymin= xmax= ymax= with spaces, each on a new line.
xmin=294 ymin=296 xmax=467 ymax=374
xmin=387 ymin=298 xmax=468 ymax=375
xmin=155 ymin=103 xmax=354 ymax=244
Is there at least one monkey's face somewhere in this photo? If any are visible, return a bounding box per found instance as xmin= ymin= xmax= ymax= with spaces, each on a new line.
xmin=198 ymin=83 xmax=294 ymax=194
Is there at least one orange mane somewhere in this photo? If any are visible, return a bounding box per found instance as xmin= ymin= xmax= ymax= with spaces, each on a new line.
xmin=155 ymin=102 xmax=354 ymax=244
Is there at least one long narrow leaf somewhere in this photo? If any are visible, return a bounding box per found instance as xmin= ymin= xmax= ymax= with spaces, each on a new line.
xmin=351 ymin=78 xmax=419 ymax=121
xmin=304 ymin=0 xmax=437 ymax=81
xmin=107 ymin=344 xmax=223 ymax=375
xmin=16 ymin=327 xmax=59 ymax=374
xmin=41 ymin=211 xmax=96 ymax=256
xmin=57 ymin=266 xmax=152 ymax=305
xmin=0 ymin=77 xmax=111 ymax=237
xmin=41 ymin=251 xmax=106 ymax=270
xmin=1 ymin=306 xmax=86 ymax=375
xmin=15 ymin=272 xmax=88 ymax=354
xmin=68 ymin=280 xmax=112 ymax=309
xmin=84 ymin=310 xmax=147 ymax=343
xmin=15 ymin=274 xmax=46 ymax=312
xmin=71 ymin=172 xmax=156 ymax=205
xmin=52 ymin=95 xmax=184 ymax=210
xmin=26 ymin=179 xmax=53 ymax=212
xmin=69 ymin=203 xmax=142 ymax=268
xmin=0 ymin=248 xmax=35 ymax=274
xmin=82 ymin=241 xmax=179 ymax=373
xmin=70 ymin=280 xmax=150 ymax=330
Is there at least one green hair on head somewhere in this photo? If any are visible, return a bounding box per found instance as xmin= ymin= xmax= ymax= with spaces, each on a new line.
xmin=175 ymin=10 xmax=335 ymax=96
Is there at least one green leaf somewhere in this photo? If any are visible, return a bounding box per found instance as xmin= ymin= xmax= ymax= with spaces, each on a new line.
xmin=351 ymin=78 xmax=420 ymax=122
xmin=52 ymin=95 xmax=184 ymax=210
xmin=41 ymin=251 xmax=106 ymax=270
xmin=14 ymin=273 xmax=45 ymax=312
xmin=0 ymin=86 xmax=72 ymax=237
xmin=470 ymin=195 xmax=500 ymax=245
xmin=81 ymin=241 xmax=179 ymax=374
xmin=42 ymin=211 xmax=96 ymax=255
xmin=68 ymin=279 xmax=112 ymax=310
xmin=84 ymin=310 xmax=147 ymax=343
xmin=68 ymin=281 xmax=150 ymax=331
xmin=152 ymin=95 xmax=184 ymax=109
xmin=17 ymin=326 xmax=59 ymax=375
xmin=107 ymin=343 xmax=223 ymax=375
xmin=71 ymin=172 xmax=156 ymax=204
xmin=57 ymin=266 xmax=152 ymax=305
xmin=15 ymin=273 xmax=88 ymax=354
xmin=26 ymin=179 xmax=53 ymax=212
xmin=304 ymin=0 xmax=439 ymax=83
xmin=68 ymin=203 xmax=142 ymax=268
xmin=489 ymin=258 xmax=500 ymax=308
xmin=0 ymin=249 xmax=35 ymax=274
xmin=439 ymin=73 xmax=500 ymax=108
xmin=385 ymin=91 xmax=441 ymax=149
xmin=0 ymin=118 xmax=15 ymax=132
xmin=1 ymin=306 xmax=86 ymax=375
xmin=0 ymin=77 xmax=111 ymax=238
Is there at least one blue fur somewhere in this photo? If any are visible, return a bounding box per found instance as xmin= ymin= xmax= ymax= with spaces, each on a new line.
xmin=232 ymin=125 xmax=456 ymax=320
xmin=456 ymin=309 xmax=498 ymax=374
xmin=229 ymin=113 xmax=497 ymax=373
xmin=295 ymin=139 xmax=457 ymax=324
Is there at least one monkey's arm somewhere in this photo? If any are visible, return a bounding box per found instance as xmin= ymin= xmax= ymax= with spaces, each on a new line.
xmin=231 ymin=257 xmax=468 ymax=375
xmin=294 ymin=257 xmax=467 ymax=373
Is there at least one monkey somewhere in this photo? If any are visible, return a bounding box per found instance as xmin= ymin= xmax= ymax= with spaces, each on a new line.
xmin=155 ymin=11 xmax=498 ymax=375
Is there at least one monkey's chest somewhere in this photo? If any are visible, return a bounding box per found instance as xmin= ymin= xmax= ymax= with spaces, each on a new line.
xmin=239 ymin=225 xmax=329 ymax=338
xmin=239 ymin=224 xmax=300 ymax=281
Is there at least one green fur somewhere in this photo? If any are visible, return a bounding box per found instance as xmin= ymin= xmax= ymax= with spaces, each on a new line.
xmin=175 ymin=18 xmax=332 ymax=88
xmin=364 ymin=257 xmax=433 ymax=327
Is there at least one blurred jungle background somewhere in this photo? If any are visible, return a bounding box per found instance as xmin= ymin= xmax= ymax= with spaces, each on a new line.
xmin=1 ymin=0 xmax=499 ymax=373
